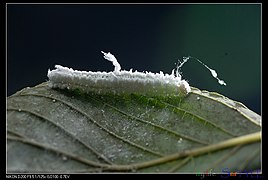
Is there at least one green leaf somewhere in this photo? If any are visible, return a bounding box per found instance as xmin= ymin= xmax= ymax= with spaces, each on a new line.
xmin=7 ymin=82 xmax=261 ymax=173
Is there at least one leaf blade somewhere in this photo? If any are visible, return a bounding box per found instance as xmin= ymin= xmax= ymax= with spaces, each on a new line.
xmin=7 ymin=82 xmax=261 ymax=173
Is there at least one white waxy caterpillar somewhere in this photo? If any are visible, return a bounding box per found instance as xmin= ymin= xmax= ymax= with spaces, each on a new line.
xmin=47 ymin=51 xmax=226 ymax=96
xmin=47 ymin=51 xmax=191 ymax=96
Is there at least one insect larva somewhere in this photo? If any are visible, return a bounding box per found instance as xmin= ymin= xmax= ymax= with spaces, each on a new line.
xmin=47 ymin=51 xmax=191 ymax=96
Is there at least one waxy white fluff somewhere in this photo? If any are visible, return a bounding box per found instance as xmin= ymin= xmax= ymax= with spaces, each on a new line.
xmin=47 ymin=51 xmax=191 ymax=96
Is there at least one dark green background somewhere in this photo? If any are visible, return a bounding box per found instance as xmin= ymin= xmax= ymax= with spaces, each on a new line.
xmin=7 ymin=4 xmax=261 ymax=114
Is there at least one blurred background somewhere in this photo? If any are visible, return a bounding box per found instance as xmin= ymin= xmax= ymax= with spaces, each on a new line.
xmin=7 ymin=4 xmax=261 ymax=114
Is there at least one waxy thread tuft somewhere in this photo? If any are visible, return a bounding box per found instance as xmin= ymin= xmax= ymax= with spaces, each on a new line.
xmin=179 ymin=56 xmax=226 ymax=86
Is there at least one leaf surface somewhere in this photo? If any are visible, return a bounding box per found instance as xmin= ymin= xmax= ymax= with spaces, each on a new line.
xmin=7 ymin=82 xmax=261 ymax=173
